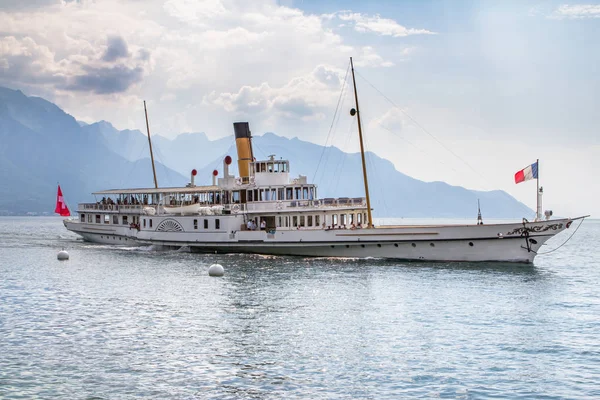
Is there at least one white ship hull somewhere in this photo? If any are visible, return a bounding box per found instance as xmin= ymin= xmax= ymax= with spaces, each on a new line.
xmin=64 ymin=220 xmax=140 ymax=245
xmin=154 ymin=219 xmax=570 ymax=263
xmin=188 ymin=238 xmax=544 ymax=263
xmin=65 ymin=216 xmax=577 ymax=263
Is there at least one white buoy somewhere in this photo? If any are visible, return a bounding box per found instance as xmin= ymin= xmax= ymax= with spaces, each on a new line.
xmin=208 ymin=264 xmax=224 ymax=277
xmin=57 ymin=250 xmax=69 ymax=260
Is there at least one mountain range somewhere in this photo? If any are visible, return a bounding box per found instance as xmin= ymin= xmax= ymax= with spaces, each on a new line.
xmin=0 ymin=86 xmax=532 ymax=218
xmin=0 ymin=87 xmax=186 ymax=215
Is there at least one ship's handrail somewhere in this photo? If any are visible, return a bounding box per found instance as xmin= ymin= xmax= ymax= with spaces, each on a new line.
xmin=78 ymin=197 xmax=364 ymax=214
xmin=78 ymin=203 xmax=145 ymax=213
xmin=290 ymin=197 xmax=366 ymax=208
xmin=245 ymin=197 xmax=366 ymax=212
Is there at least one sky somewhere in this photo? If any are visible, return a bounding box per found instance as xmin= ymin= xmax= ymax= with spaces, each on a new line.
xmin=1 ymin=0 xmax=598 ymax=217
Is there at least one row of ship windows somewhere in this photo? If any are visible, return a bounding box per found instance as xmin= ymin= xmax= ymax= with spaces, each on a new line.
xmin=137 ymin=218 xmax=222 ymax=229
xmin=192 ymin=219 xmax=220 ymax=230
xmin=169 ymin=186 xmax=317 ymax=205
xmin=81 ymin=213 xmax=222 ymax=230
xmin=278 ymin=215 xmax=320 ymax=228
xmin=82 ymin=212 xmax=367 ymax=231
xmin=254 ymin=161 xmax=289 ymax=173
xmin=82 ymin=214 xmax=134 ymax=225
xmin=274 ymin=213 xmax=368 ymax=228
xmin=246 ymin=187 xmax=316 ymax=202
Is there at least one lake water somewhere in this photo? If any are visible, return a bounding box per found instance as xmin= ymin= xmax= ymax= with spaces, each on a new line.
xmin=1 ymin=217 xmax=599 ymax=399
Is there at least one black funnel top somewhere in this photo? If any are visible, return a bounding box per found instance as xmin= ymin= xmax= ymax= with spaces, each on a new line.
xmin=233 ymin=122 xmax=251 ymax=139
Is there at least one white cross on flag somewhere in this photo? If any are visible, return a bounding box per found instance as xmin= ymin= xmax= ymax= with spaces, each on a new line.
xmin=55 ymin=185 xmax=71 ymax=217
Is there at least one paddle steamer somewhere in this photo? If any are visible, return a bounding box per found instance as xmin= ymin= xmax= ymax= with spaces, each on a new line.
xmin=63 ymin=58 xmax=584 ymax=262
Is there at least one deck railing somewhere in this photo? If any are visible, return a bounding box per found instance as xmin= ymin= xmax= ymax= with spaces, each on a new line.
xmin=78 ymin=197 xmax=365 ymax=214
xmin=245 ymin=197 xmax=366 ymax=212
xmin=78 ymin=203 xmax=144 ymax=213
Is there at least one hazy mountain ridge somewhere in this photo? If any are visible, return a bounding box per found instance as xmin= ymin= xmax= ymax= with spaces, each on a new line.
xmin=81 ymin=121 xmax=233 ymax=176
xmin=0 ymin=87 xmax=187 ymax=214
xmin=0 ymin=86 xmax=532 ymax=217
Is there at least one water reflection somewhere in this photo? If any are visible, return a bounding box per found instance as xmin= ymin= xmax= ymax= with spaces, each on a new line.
xmin=1 ymin=217 xmax=598 ymax=399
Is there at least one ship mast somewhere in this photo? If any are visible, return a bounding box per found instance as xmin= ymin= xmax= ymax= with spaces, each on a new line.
xmin=144 ymin=100 xmax=158 ymax=189
xmin=349 ymin=57 xmax=373 ymax=229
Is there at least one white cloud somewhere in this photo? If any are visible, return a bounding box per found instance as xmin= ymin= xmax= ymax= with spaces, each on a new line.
xmin=368 ymin=108 xmax=408 ymax=133
xmin=354 ymin=46 xmax=394 ymax=67
xmin=163 ymin=0 xmax=227 ymax=23
xmin=0 ymin=0 xmax=412 ymax=135
xmin=0 ymin=33 xmax=149 ymax=94
xmin=0 ymin=0 xmax=354 ymax=132
xmin=400 ymin=47 xmax=417 ymax=56
xmin=176 ymin=27 xmax=270 ymax=49
xmin=550 ymin=4 xmax=600 ymax=19
xmin=0 ymin=1 xmax=156 ymax=93
xmin=337 ymin=12 xmax=436 ymax=37
xmin=0 ymin=35 xmax=70 ymax=86
xmin=203 ymin=64 xmax=345 ymax=120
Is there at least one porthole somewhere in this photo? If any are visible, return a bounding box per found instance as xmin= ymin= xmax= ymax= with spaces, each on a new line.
xmin=394 ymin=243 xmax=399 ymax=247
xmin=411 ymin=243 xmax=416 ymax=247
xmin=430 ymin=243 xmax=435 ymax=247
xmin=346 ymin=245 xmax=350 ymax=248
xmin=361 ymin=244 xmax=365 ymax=248
xmin=377 ymin=244 xmax=382 ymax=248
xmin=529 ymin=238 xmax=538 ymax=244
xmin=469 ymin=242 xmax=474 ymax=247
xmin=331 ymin=245 xmax=335 ymax=248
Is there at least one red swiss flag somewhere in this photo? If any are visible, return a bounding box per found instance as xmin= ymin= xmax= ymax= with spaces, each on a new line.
xmin=55 ymin=185 xmax=71 ymax=217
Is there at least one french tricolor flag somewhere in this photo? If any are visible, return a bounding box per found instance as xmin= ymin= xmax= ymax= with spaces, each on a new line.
xmin=514 ymin=161 xmax=538 ymax=184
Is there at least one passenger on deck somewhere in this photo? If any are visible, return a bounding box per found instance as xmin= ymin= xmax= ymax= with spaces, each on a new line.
xmin=247 ymin=220 xmax=253 ymax=231
xmin=260 ymin=220 xmax=266 ymax=230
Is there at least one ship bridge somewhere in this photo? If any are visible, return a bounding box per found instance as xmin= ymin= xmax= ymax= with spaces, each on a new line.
xmin=252 ymin=155 xmax=289 ymax=186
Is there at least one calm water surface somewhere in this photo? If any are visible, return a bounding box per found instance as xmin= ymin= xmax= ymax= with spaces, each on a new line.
xmin=1 ymin=217 xmax=599 ymax=399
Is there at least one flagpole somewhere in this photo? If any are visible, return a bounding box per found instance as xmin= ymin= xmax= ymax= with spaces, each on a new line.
xmin=536 ymin=158 xmax=539 ymax=221
xmin=144 ymin=101 xmax=159 ymax=189
xmin=350 ymin=56 xmax=373 ymax=229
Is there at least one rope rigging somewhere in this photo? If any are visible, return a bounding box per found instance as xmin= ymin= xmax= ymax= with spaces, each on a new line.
xmin=355 ymin=70 xmax=495 ymax=190
xmin=330 ymin=120 xmax=356 ymax=195
xmin=374 ymin=120 xmax=459 ymax=174
xmin=353 ymin=70 xmax=538 ymax=219
xmin=312 ymin=61 xmax=351 ymax=184
xmin=362 ymin=128 xmax=391 ymax=219
xmin=537 ymin=218 xmax=586 ymax=255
